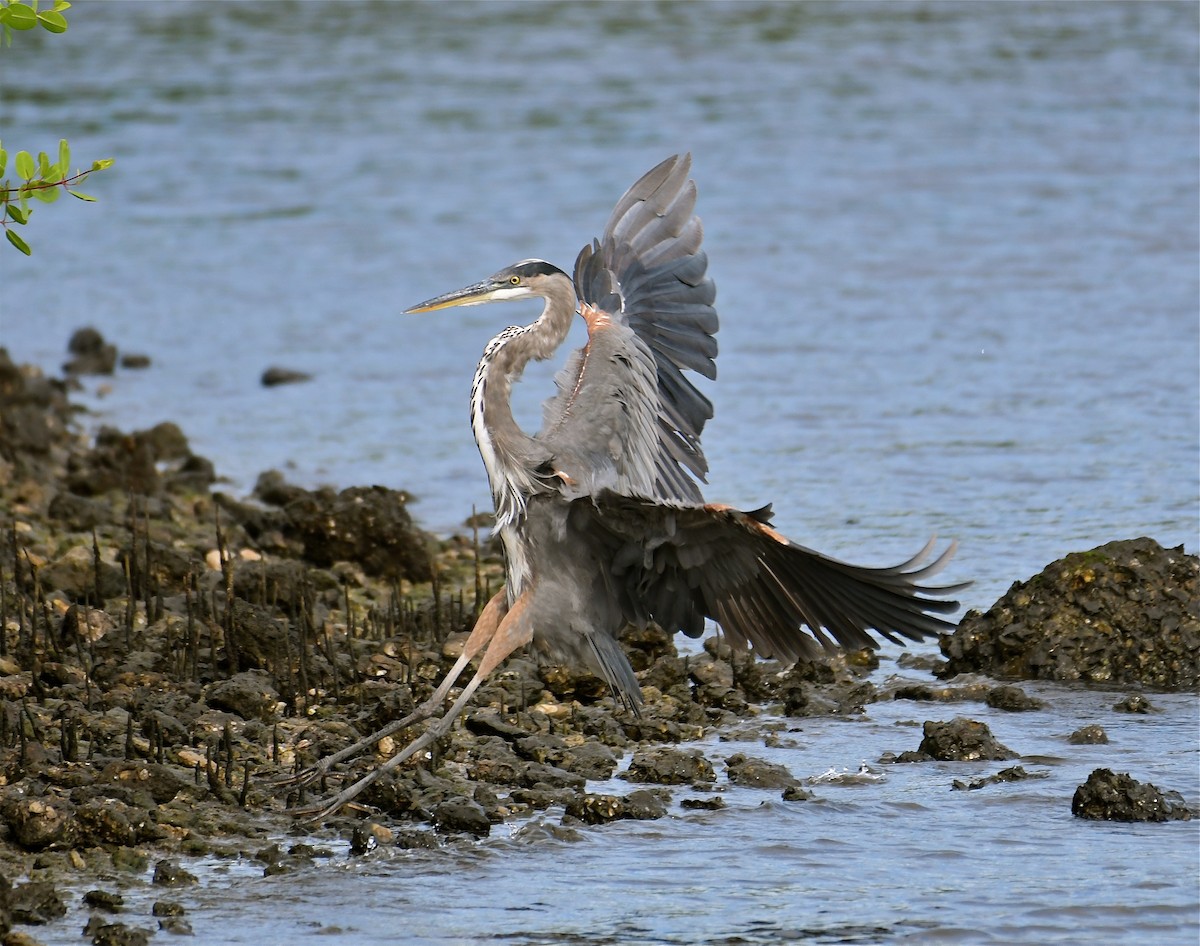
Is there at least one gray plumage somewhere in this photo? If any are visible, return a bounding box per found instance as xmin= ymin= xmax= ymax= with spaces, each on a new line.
xmin=287 ymin=154 xmax=968 ymax=817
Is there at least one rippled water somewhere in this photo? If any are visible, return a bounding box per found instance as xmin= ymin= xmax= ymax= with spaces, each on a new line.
xmin=2 ymin=2 xmax=1197 ymax=943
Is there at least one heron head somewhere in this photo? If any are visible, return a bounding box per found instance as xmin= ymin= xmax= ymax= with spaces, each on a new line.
xmin=405 ymin=259 xmax=570 ymax=313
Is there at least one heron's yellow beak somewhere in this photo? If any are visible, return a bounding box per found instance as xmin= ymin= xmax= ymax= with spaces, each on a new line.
xmin=405 ymin=280 xmax=518 ymax=313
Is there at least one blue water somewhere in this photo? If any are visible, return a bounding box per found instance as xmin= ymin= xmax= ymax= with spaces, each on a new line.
xmin=2 ymin=3 xmax=1197 ymax=943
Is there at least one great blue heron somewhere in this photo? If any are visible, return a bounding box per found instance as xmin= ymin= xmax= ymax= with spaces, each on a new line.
xmin=291 ymin=154 xmax=967 ymax=817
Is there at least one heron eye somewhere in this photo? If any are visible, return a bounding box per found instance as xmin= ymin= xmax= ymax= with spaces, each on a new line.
xmin=509 ymin=275 xmax=521 ymax=285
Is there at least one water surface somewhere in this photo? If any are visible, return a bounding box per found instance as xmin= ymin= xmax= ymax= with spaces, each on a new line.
xmin=2 ymin=3 xmax=1197 ymax=943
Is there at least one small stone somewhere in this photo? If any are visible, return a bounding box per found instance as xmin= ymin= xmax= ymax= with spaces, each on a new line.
xmin=1113 ymin=694 xmax=1158 ymax=714
xmin=724 ymin=753 xmax=798 ymax=789
xmin=83 ymin=889 xmax=124 ymax=913
xmin=1068 ymin=724 xmax=1108 ymax=745
xmin=985 ymin=685 xmax=1047 ymax=712
xmin=432 ymin=799 xmax=491 ymax=838
xmin=152 ymin=860 xmax=197 ymax=887
xmin=261 ymin=366 xmax=312 ymax=387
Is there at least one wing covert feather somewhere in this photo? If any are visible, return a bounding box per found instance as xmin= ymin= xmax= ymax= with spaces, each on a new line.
xmin=570 ymin=491 xmax=969 ymax=662
xmin=556 ymin=154 xmax=718 ymax=504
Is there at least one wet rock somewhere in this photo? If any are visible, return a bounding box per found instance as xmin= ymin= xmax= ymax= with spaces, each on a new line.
xmin=280 ymin=484 xmax=433 ymax=581
xmin=120 ymin=352 xmax=151 ymax=370
xmin=98 ymin=762 xmax=190 ymax=805
xmin=110 ymin=849 xmax=149 ymax=873
xmin=940 ymin=538 xmax=1199 ymax=691
xmin=1068 ymin=724 xmax=1108 ymax=745
xmin=1072 ymin=768 xmax=1195 ymax=822
xmin=204 ymin=671 xmax=282 ymax=721
xmin=88 ymin=920 xmax=152 ymax=946
xmin=724 ymin=753 xmax=798 ymax=789
xmin=623 ymin=747 xmax=715 ymax=785
xmin=2 ymin=797 xmax=75 ymax=850
xmin=151 ymin=901 xmax=185 ymax=918
xmin=952 ymin=765 xmax=1049 ymax=791
xmin=64 ymin=327 xmax=117 ymax=375
xmin=74 ymin=798 xmax=146 ymax=847
xmin=349 ymin=822 xmax=395 ymax=854
xmin=432 ymin=798 xmax=491 ymax=837
xmin=158 ymin=917 xmax=194 ymax=935
xmin=888 ymin=679 xmax=994 ymax=703
xmin=781 ymin=785 xmax=814 ymax=801
xmin=563 ymin=789 xmax=667 ymax=825
xmin=985 ymin=685 xmax=1047 ymax=712
xmin=1113 ymin=694 xmax=1158 ymax=714
xmin=9 ymin=880 xmax=66 ymax=924
xmin=152 ymin=860 xmax=197 ymax=887
xmin=680 ymin=795 xmax=726 ymax=811
xmin=83 ymin=890 xmax=124 ymax=913
xmin=890 ymin=718 xmax=1018 ymax=763
xmin=261 ymin=366 xmax=312 ymax=387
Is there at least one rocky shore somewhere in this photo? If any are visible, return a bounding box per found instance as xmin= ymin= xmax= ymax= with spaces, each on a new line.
xmin=0 ymin=335 xmax=1195 ymax=944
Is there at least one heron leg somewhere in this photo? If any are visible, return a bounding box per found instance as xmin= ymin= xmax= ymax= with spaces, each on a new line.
xmin=276 ymin=589 xmax=508 ymax=791
xmin=293 ymin=590 xmax=534 ymax=820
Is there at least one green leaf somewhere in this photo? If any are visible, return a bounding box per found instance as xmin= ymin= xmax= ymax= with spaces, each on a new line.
xmin=15 ymin=150 xmax=34 ymax=180
xmin=37 ymin=151 xmax=51 ymax=178
xmin=0 ymin=3 xmax=37 ymax=29
xmin=69 ymin=189 xmax=96 ymax=201
xmin=36 ymin=9 xmax=67 ymax=32
xmin=54 ymin=0 xmax=73 ymax=10
xmin=6 ymin=204 xmax=28 ymax=224
xmin=30 ymin=185 xmax=60 ymax=204
xmin=6 ymin=229 xmax=32 ymax=255
xmin=57 ymin=138 xmax=69 ymax=173
xmin=91 ymin=158 xmax=115 ymax=171
xmin=0 ymin=148 xmax=6 ymax=177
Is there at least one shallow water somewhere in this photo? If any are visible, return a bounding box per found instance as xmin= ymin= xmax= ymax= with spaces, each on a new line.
xmin=2 ymin=2 xmax=1197 ymax=943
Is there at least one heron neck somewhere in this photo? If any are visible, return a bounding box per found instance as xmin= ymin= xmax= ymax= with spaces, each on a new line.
xmin=471 ymin=284 xmax=576 ymax=529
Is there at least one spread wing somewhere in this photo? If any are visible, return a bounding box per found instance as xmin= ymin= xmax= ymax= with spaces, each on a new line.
xmin=569 ymin=491 xmax=970 ymax=662
xmin=539 ymin=154 xmax=717 ymax=503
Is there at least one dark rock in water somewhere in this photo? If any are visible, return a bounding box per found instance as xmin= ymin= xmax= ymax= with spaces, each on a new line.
xmin=890 ymin=717 xmax=1018 ymax=763
xmin=724 ymin=753 xmax=798 ymax=789
xmin=681 ymin=795 xmax=726 ymax=810
xmin=433 ymin=798 xmax=491 ymax=837
xmin=83 ymin=889 xmax=125 ymax=913
xmin=1072 ymin=768 xmax=1195 ymax=822
xmin=152 ymin=860 xmax=198 ymax=887
xmin=88 ymin=920 xmax=152 ymax=946
xmin=9 ymin=880 xmax=66 ymax=924
xmin=985 ymin=684 xmax=1047 ymax=712
xmin=261 ymin=366 xmax=312 ymax=387
xmin=281 ymin=484 xmax=433 ymax=581
xmin=623 ymin=747 xmax=715 ymax=785
xmin=563 ymin=790 xmax=667 ymax=825
xmin=64 ymin=326 xmax=117 ymax=375
xmin=952 ymin=765 xmax=1048 ymax=791
xmin=120 ymin=352 xmax=151 ymax=370
xmin=1068 ymin=724 xmax=1109 ymax=745
xmin=1113 ymin=694 xmax=1158 ymax=714
xmin=940 ymin=538 xmax=1199 ymax=691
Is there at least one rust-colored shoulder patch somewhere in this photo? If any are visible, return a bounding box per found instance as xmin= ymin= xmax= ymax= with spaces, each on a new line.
xmin=581 ymin=302 xmax=614 ymax=334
